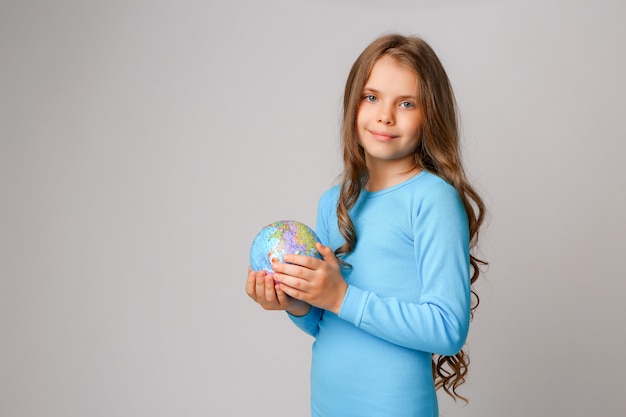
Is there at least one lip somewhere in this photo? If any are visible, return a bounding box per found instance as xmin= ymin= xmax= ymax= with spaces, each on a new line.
xmin=368 ymin=129 xmax=398 ymax=142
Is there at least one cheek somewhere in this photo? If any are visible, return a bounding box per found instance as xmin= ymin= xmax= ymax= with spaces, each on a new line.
xmin=355 ymin=106 xmax=366 ymax=126
xmin=355 ymin=111 xmax=368 ymax=139
xmin=405 ymin=114 xmax=424 ymax=137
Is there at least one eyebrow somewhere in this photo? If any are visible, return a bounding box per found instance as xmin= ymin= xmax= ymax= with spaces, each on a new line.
xmin=362 ymin=87 xmax=417 ymax=100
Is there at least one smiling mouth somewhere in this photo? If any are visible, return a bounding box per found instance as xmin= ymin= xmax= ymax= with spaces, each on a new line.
xmin=369 ymin=130 xmax=398 ymax=142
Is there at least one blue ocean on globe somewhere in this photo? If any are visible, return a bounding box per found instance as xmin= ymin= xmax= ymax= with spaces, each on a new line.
xmin=249 ymin=220 xmax=323 ymax=273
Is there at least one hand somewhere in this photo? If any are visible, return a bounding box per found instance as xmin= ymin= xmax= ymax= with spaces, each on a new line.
xmin=272 ymin=243 xmax=348 ymax=315
xmin=245 ymin=267 xmax=311 ymax=316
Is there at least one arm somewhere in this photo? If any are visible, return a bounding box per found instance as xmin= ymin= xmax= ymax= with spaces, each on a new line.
xmin=338 ymin=184 xmax=471 ymax=356
xmin=287 ymin=306 xmax=324 ymax=337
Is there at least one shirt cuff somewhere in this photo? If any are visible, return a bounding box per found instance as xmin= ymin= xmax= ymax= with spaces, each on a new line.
xmin=337 ymin=285 xmax=369 ymax=327
xmin=287 ymin=306 xmax=322 ymax=327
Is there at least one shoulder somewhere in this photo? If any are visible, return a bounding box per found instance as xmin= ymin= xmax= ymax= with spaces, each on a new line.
xmin=411 ymin=171 xmax=461 ymax=204
xmin=318 ymin=184 xmax=341 ymax=208
xmin=415 ymin=170 xmax=453 ymax=190
xmin=411 ymin=172 xmax=466 ymax=221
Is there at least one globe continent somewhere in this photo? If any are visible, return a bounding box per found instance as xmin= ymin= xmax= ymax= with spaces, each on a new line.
xmin=249 ymin=220 xmax=322 ymax=273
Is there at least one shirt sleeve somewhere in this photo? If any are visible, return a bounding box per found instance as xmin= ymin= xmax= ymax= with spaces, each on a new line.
xmin=337 ymin=182 xmax=471 ymax=356
xmin=287 ymin=307 xmax=323 ymax=337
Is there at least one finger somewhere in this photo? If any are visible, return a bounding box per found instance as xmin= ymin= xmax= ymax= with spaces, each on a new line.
xmin=277 ymin=282 xmax=305 ymax=302
xmin=273 ymin=260 xmax=301 ymax=277
xmin=246 ymin=267 xmax=258 ymax=298
xmin=274 ymin=284 xmax=290 ymax=307
xmin=281 ymin=253 xmax=318 ymax=269
xmin=264 ymin=275 xmax=278 ymax=303
xmin=254 ymin=270 xmax=269 ymax=300
xmin=317 ymin=243 xmax=339 ymax=266
xmin=273 ymin=269 xmax=307 ymax=290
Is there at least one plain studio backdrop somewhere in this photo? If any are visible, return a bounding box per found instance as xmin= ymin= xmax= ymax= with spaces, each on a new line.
xmin=1 ymin=0 xmax=624 ymax=416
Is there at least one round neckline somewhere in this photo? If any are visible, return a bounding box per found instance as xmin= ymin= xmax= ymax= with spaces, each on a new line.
xmin=363 ymin=170 xmax=426 ymax=198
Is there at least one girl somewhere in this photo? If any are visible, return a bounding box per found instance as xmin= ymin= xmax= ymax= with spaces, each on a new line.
xmin=246 ymin=33 xmax=486 ymax=417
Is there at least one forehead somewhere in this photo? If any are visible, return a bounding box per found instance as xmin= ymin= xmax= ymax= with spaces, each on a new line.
xmin=364 ymin=55 xmax=419 ymax=93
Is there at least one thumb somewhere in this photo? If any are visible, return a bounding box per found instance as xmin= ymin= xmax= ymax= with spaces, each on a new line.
xmin=316 ymin=242 xmax=338 ymax=265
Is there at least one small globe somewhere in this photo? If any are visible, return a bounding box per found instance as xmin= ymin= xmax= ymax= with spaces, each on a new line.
xmin=249 ymin=220 xmax=323 ymax=274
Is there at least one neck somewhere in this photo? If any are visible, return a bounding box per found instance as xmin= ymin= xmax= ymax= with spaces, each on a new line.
xmin=365 ymin=159 xmax=421 ymax=192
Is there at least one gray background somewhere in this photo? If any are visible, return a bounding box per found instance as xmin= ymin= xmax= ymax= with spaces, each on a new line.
xmin=1 ymin=0 xmax=625 ymax=416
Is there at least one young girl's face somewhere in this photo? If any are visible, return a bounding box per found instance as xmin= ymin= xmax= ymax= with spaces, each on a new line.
xmin=356 ymin=55 xmax=424 ymax=168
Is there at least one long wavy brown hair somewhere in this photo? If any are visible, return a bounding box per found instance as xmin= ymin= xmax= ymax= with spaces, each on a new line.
xmin=336 ymin=33 xmax=487 ymax=402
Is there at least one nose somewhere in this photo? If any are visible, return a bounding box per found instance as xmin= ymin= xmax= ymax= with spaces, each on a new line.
xmin=377 ymin=106 xmax=394 ymax=125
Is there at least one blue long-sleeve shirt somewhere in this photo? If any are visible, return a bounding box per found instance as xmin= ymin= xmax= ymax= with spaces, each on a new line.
xmin=289 ymin=171 xmax=471 ymax=417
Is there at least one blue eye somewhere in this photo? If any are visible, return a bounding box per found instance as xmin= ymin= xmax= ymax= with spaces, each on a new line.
xmin=363 ymin=94 xmax=377 ymax=102
xmin=400 ymin=101 xmax=415 ymax=109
